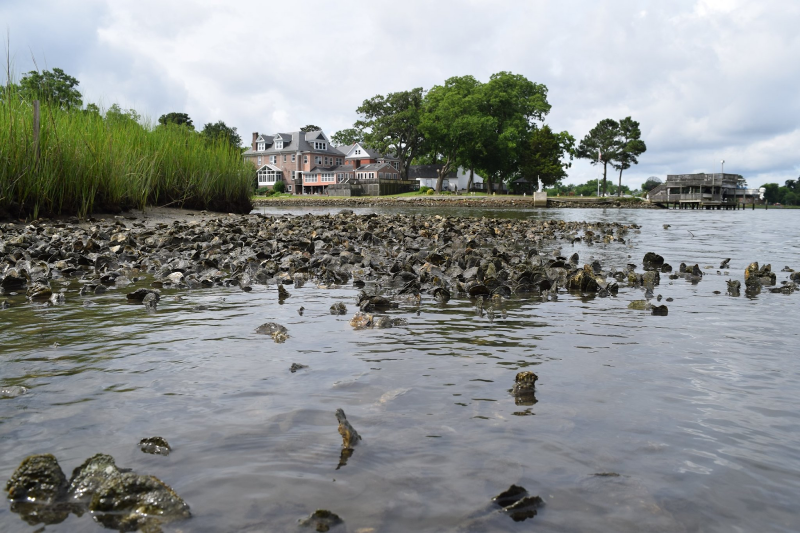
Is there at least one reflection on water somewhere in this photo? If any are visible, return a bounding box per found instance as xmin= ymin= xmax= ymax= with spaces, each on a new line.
xmin=2 ymin=208 xmax=800 ymax=532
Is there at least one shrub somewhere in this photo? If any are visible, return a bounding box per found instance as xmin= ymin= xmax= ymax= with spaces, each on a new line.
xmin=272 ymin=180 xmax=286 ymax=194
xmin=256 ymin=186 xmax=272 ymax=196
xmin=419 ymin=186 xmax=430 ymax=194
xmin=426 ymin=189 xmax=435 ymax=195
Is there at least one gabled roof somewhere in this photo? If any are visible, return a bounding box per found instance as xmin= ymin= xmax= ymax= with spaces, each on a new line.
xmin=304 ymin=130 xmax=328 ymax=142
xmin=408 ymin=164 xmax=455 ymax=180
xmin=357 ymin=162 xmax=398 ymax=172
xmin=252 ymin=130 xmax=340 ymax=155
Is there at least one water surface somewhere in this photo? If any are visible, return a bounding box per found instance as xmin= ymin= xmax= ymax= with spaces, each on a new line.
xmin=2 ymin=207 xmax=799 ymax=532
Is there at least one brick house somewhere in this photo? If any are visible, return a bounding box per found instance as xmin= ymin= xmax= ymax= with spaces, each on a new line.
xmin=243 ymin=132 xmax=401 ymax=194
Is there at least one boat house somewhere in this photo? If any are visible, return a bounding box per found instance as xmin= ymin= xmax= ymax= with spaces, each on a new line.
xmin=648 ymin=173 xmax=759 ymax=209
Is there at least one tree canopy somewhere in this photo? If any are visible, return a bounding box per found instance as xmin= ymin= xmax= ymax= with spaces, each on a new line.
xmin=158 ymin=112 xmax=195 ymax=130
xmin=355 ymin=88 xmax=426 ymax=179
xmin=201 ymin=121 xmax=242 ymax=148
xmin=19 ymin=68 xmax=82 ymax=110
xmin=331 ymin=127 xmax=363 ymax=147
xmin=611 ymin=117 xmax=647 ymax=196
xmin=419 ymin=75 xmax=488 ymax=192
xmin=300 ymin=124 xmax=321 ymax=133
xmin=472 ymin=72 xmax=552 ymax=193
xmin=642 ymin=176 xmax=662 ymax=192
xmin=575 ymin=119 xmax=620 ymax=196
xmin=519 ymin=125 xmax=575 ymax=189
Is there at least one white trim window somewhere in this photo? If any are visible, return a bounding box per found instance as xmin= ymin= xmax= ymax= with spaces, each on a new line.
xmin=324 ymin=156 xmax=329 ymax=165
xmin=275 ymin=140 xmax=284 ymax=149
xmin=355 ymin=149 xmax=362 ymax=155
xmin=270 ymin=155 xmax=277 ymax=164
xmin=313 ymin=141 xmax=327 ymax=150
xmin=257 ymin=167 xmax=282 ymax=185
xmin=257 ymin=156 xmax=262 ymax=165
xmin=287 ymin=185 xmax=292 ymax=192
xmin=370 ymin=173 xmax=375 ymax=179
xmin=315 ymin=156 xmax=322 ymax=165
xmin=303 ymin=155 xmax=308 ymax=164
xmin=291 ymin=154 xmax=296 ymax=162
xmin=283 ymin=154 xmax=287 ymax=162
xmin=257 ymin=142 xmax=265 ymax=151
xmin=336 ymin=158 xmax=342 ymax=165
xmin=321 ymin=173 xmax=335 ymax=183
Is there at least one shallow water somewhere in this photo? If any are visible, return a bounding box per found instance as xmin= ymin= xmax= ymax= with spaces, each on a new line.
xmin=2 ymin=207 xmax=800 ymax=532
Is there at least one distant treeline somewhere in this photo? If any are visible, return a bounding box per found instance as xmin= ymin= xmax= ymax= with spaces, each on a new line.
xmin=1 ymin=68 xmax=253 ymax=219
xmin=762 ymin=180 xmax=799 ymax=206
xmin=332 ymin=72 xmax=646 ymax=195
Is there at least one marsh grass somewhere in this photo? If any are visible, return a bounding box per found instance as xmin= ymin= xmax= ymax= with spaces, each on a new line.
xmin=0 ymin=87 xmax=254 ymax=219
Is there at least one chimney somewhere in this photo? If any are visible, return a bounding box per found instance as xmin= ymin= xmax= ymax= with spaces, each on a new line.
xmin=251 ymin=132 xmax=258 ymax=151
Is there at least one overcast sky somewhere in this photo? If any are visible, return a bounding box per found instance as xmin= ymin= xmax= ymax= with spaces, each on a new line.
xmin=3 ymin=0 xmax=799 ymax=188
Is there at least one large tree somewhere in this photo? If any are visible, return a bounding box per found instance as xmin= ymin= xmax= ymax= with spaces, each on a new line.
xmin=575 ymin=119 xmax=620 ymax=196
xmin=519 ymin=125 xmax=575 ymax=190
xmin=642 ymin=176 xmax=662 ymax=192
xmin=105 ymin=104 xmax=142 ymax=127
xmin=19 ymin=67 xmax=82 ymax=110
xmin=355 ymin=88 xmax=426 ymax=179
xmin=420 ymin=75 xmax=488 ymax=192
xmin=473 ymin=72 xmax=551 ymax=194
xmin=158 ymin=112 xmax=195 ymax=130
xmin=611 ymin=116 xmax=647 ymax=196
xmin=201 ymin=121 xmax=242 ymax=148
xmin=300 ymin=124 xmax=321 ymax=133
xmin=331 ymin=127 xmax=363 ymax=147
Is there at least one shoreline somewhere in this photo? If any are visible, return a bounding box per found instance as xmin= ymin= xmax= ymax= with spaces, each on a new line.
xmin=252 ymin=196 xmax=659 ymax=209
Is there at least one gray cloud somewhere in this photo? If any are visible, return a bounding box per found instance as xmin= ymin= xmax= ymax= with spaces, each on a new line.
xmin=3 ymin=0 xmax=798 ymax=188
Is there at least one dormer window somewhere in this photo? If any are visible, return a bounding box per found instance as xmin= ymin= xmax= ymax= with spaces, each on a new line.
xmin=314 ymin=141 xmax=327 ymax=150
xmin=355 ymin=149 xmax=362 ymax=155
xmin=257 ymin=142 xmax=265 ymax=151
xmin=275 ymin=140 xmax=284 ymax=149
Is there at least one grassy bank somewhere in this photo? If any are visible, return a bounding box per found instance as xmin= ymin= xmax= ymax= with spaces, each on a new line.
xmin=0 ymin=92 xmax=254 ymax=219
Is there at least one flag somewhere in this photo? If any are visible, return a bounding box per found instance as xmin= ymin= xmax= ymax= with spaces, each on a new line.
xmin=597 ymin=150 xmax=602 ymax=162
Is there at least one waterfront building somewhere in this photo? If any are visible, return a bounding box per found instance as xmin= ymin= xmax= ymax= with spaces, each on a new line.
xmin=243 ymin=131 xmax=403 ymax=194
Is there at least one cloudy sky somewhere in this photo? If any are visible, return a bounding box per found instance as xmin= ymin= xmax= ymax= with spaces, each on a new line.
xmin=3 ymin=0 xmax=798 ymax=188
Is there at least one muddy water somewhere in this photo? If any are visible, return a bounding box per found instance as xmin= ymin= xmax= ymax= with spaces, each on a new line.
xmin=2 ymin=207 xmax=799 ymax=532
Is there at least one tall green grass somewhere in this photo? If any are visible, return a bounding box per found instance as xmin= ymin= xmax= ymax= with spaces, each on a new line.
xmin=0 ymin=89 xmax=254 ymax=219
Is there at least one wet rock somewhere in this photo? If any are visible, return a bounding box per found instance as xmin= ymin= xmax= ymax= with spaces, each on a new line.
xmin=492 ymin=484 xmax=544 ymax=522
xmin=330 ymin=302 xmax=347 ymax=315
xmin=0 ymin=299 xmax=9 ymax=310
xmin=290 ymin=363 xmax=308 ymax=373
xmin=5 ymin=454 xmax=67 ymax=504
xmin=255 ymin=322 xmax=289 ymax=343
xmin=138 ymin=436 xmax=172 ymax=456
xmin=142 ymin=292 xmax=158 ymax=311
xmin=727 ymin=279 xmax=741 ymax=296
xmin=66 ymin=454 xmax=121 ymax=500
xmin=661 ymin=263 xmax=673 ymax=273
xmin=643 ymin=252 xmax=664 ymax=271
xmin=126 ymin=288 xmax=160 ymax=302
xmin=642 ymin=270 xmax=660 ymax=288
xmin=298 ymin=306 xmax=305 ymax=316
xmin=433 ymin=287 xmax=451 ymax=303
xmin=628 ymin=300 xmax=649 ymax=310
xmin=48 ymin=292 xmax=65 ymax=305
xmin=357 ymin=293 xmax=397 ymax=311
xmin=567 ymin=265 xmax=601 ymax=292
xmin=26 ymin=281 xmax=52 ymax=301
xmin=299 ymin=509 xmax=344 ymax=532
xmin=335 ymin=408 xmax=361 ymax=449
xmin=1 ymin=385 xmax=27 ymax=398
xmin=651 ymin=305 xmax=669 ymax=316
xmin=349 ymin=312 xmax=373 ymax=329
xmin=512 ymin=371 xmax=538 ymax=395
xmin=89 ymin=472 xmax=191 ymax=531
xmin=277 ymin=284 xmax=291 ymax=300
xmin=720 ymin=258 xmax=731 ymax=269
